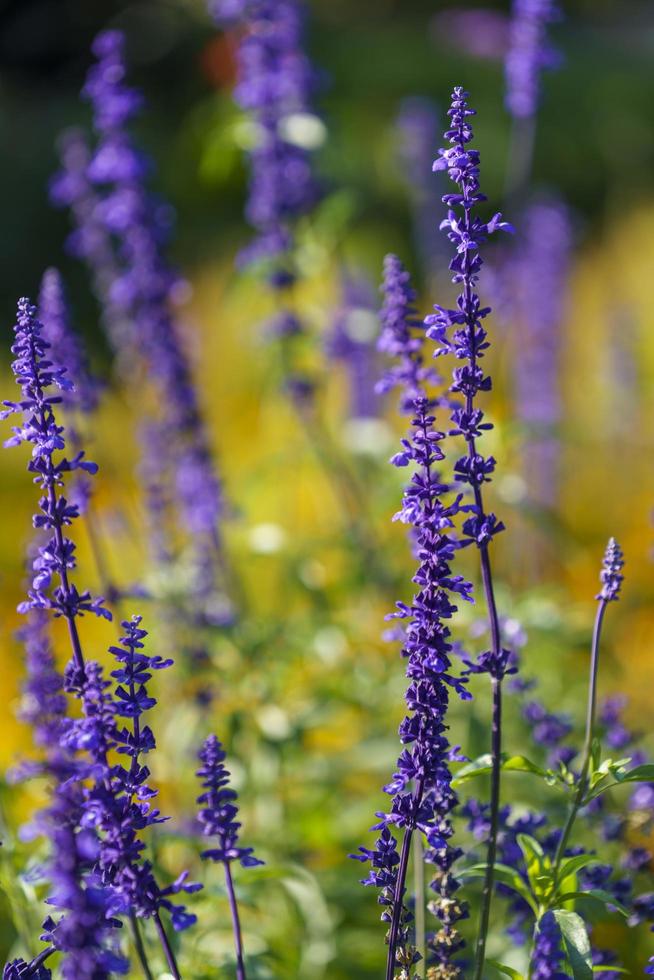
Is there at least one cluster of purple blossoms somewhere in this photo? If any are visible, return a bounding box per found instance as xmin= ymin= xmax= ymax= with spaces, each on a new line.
xmin=425 ymin=87 xmax=512 ymax=675
xmin=52 ymin=31 xmax=228 ymax=623
xmin=1 ymin=299 xmax=110 ymax=666
xmin=353 ymin=252 xmax=472 ymax=976
xmin=597 ymin=537 xmax=625 ymax=602
xmin=38 ymin=268 xmax=102 ymax=519
xmin=196 ymin=735 xmax=262 ymax=979
xmin=209 ymin=0 xmax=321 ymax=276
xmin=64 ymin=617 xmax=200 ymax=934
xmin=531 ymin=912 xmax=567 ymax=979
xmin=505 ymin=0 xmax=561 ymax=119
xmin=1 ymin=300 xmax=199 ymax=977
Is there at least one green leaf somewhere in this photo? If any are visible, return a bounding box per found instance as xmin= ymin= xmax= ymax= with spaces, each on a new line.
xmin=487 ymin=960 xmax=525 ymax=980
xmin=552 ymin=909 xmax=593 ymax=980
xmin=451 ymin=753 xmax=493 ymax=784
xmin=556 ymin=890 xmax=629 ymax=917
xmin=592 ymin=967 xmax=628 ymax=974
xmin=459 ymin=862 xmax=538 ymax=915
xmin=451 ymin=753 xmax=551 ymax=787
xmin=555 ymin=854 xmax=601 ymax=885
xmin=614 ymin=763 xmax=654 ymax=784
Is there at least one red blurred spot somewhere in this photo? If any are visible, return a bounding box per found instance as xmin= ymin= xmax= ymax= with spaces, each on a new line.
xmin=200 ymin=33 xmax=238 ymax=90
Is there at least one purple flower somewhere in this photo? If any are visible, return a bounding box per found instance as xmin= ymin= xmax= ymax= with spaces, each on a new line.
xmin=505 ymin=0 xmax=561 ymax=119
xmin=196 ymin=734 xmax=263 ymax=869
xmin=3 ymin=958 xmax=52 ymax=979
xmin=395 ymin=98 xmax=445 ymax=274
xmin=1 ymin=298 xmax=110 ymax=668
xmin=596 ymin=538 xmax=624 ymax=602
xmin=38 ymin=269 xmax=99 ymax=415
xmin=531 ymin=912 xmax=567 ymax=979
xmin=377 ymin=253 xmax=438 ymax=411
xmin=425 ymin=87 xmax=512 ymax=556
xmin=196 ymin=734 xmax=262 ymax=980
xmin=16 ymin=610 xmax=67 ymax=751
xmin=325 ymin=272 xmax=380 ymax=420
xmin=54 ymin=30 xmax=229 ymax=621
xmin=209 ymin=0 xmax=321 ymax=276
xmin=64 ymin=618 xmax=200 ymax=933
xmin=354 ymin=254 xmax=471 ymax=972
xmin=511 ymin=198 xmax=571 ymax=507
xmin=41 ymin=792 xmax=129 ymax=980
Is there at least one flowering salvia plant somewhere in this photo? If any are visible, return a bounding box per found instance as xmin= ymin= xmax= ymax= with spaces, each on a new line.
xmin=0 ymin=5 xmax=653 ymax=979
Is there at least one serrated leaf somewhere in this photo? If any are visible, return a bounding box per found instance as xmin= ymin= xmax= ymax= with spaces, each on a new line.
xmin=556 ymin=889 xmax=629 ymax=917
xmin=552 ymin=909 xmax=593 ymax=980
xmin=487 ymin=959 xmax=525 ymax=979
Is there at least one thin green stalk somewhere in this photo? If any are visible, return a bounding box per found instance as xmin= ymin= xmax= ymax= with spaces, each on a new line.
xmin=413 ymin=830 xmax=426 ymax=970
xmin=552 ymin=600 xmax=608 ymax=876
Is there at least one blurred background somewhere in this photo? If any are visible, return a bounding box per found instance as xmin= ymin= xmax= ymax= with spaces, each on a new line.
xmin=0 ymin=0 xmax=653 ymax=976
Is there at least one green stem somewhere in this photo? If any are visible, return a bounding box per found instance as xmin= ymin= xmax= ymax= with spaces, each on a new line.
xmin=413 ymin=827 xmax=426 ymax=970
xmin=552 ymin=599 xmax=608 ymax=877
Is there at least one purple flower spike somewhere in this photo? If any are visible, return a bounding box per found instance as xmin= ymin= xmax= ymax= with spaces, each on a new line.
xmin=596 ymin=538 xmax=624 ymax=602
xmin=63 ymin=617 xmax=200 ymax=935
xmin=196 ymin=735 xmax=263 ymax=869
xmin=38 ymin=269 xmax=99 ymax=415
xmin=1 ymin=298 xmax=110 ymax=668
xmin=209 ymin=0 xmax=321 ymax=276
xmin=531 ymin=912 xmax=567 ymax=979
xmin=196 ymin=734 xmax=262 ymax=980
xmin=505 ymin=0 xmax=561 ymax=119
xmin=355 ymin=254 xmax=472 ymax=974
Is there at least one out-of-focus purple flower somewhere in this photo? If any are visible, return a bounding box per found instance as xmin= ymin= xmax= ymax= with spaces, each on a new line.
xmin=505 ymin=0 xmax=561 ymax=119
xmin=41 ymin=789 xmax=129 ymax=980
xmin=50 ymin=129 xmax=129 ymax=352
xmin=531 ymin=911 xmax=567 ymax=979
xmin=395 ymin=98 xmax=446 ymax=275
xmin=1 ymin=298 xmax=110 ymax=669
xmin=354 ymin=252 xmax=472 ymax=972
xmin=376 ymin=253 xmax=438 ymax=411
xmin=38 ymin=269 xmax=99 ymax=415
xmin=16 ymin=610 xmax=67 ymax=751
xmin=38 ymin=268 xmax=102 ymax=517
xmin=209 ymin=0 xmax=321 ymax=277
xmin=522 ymin=700 xmax=573 ymax=766
xmin=54 ymin=30 xmax=229 ymax=620
xmin=432 ymin=8 xmax=510 ymax=61
xmin=511 ymin=197 xmax=571 ymax=508
xmin=325 ymin=272 xmax=380 ymax=420
xmin=597 ymin=538 xmax=624 ymax=602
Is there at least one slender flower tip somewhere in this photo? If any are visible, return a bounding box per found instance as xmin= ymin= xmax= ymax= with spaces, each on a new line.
xmin=596 ymin=537 xmax=625 ymax=602
xmin=91 ymin=28 xmax=125 ymax=59
xmin=195 ymin=734 xmax=263 ymax=868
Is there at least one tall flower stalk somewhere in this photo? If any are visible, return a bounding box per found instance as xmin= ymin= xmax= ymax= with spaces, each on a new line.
xmin=52 ymin=32 xmax=230 ymax=624
xmin=551 ymin=539 xmax=625 ymax=876
xmin=354 ymin=253 xmax=472 ymax=979
xmin=196 ymin=735 xmax=263 ymax=980
xmin=1 ymin=299 xmax=195 ymax=978
xmin=425 ymin=87 xmax=513 ymax=978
